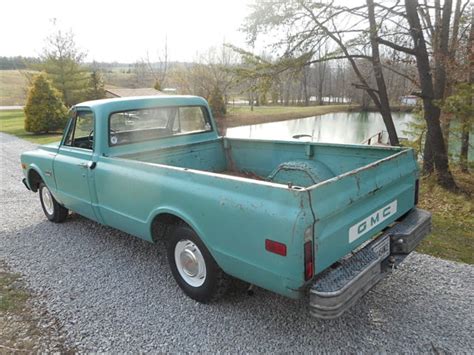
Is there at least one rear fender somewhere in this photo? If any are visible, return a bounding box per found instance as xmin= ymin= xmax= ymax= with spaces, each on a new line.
xmin=147 ymin=207 xmax=208 ymax=247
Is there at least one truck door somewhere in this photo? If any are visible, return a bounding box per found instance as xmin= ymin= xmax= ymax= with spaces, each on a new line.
xmin=53 ymin=110 xmax=98 ymax=221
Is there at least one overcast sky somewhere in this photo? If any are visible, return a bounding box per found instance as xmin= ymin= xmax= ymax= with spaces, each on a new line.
xmin=1 ymin=0 xmax=253 ymax=63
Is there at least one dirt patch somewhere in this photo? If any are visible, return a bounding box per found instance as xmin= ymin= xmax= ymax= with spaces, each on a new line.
xmin=0 ymin=261 xmax=73 ymax=353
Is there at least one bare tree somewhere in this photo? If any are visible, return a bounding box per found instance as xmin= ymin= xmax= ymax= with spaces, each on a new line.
xmin=315 ymin=45 xmax=329 ymax=105
xmin=367 ymin=0 xmax=400 ymax=145
xmin=143 ymin=37 xmax=169 ymax=90
xmin=167 ymin=44 xmax=237 ymax=114
xmin=377 ymin=0 xmax=459 ymax=189
xmin=244 ymin=0 xmax=400 ymax=145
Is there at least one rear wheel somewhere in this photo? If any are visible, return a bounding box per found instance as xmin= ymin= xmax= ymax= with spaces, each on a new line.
xmin=167 ymin=224 xmax=229 ymax=303
xmin=39 ymin=182 xmax=68 ymax=223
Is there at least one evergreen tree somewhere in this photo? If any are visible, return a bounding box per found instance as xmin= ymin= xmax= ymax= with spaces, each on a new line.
xmin=86 ymin=70 xmax=106 ymax=100
xmin=41 ymin=29 xmax=89 ymax=106
xmin=24 ymin=73 xmax=68 ymax=133
xmin=442 ymin=83 xmax=473 ymax=172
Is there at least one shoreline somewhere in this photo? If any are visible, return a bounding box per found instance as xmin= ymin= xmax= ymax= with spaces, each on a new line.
xmin=216 ymin=104 xmax=351 ymax=134
xmin=216 ymin=104 xmax=414 ymax=134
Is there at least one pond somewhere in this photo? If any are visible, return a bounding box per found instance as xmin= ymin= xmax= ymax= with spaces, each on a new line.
xmin=226 ymin=111 xmax=473 ymax=161
xmin=225 ymin=111 xmax=414 ymax=144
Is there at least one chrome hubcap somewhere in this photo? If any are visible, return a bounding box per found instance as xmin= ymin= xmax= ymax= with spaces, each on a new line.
xmin=41 ymin=186 xmax=54 ymax=215
xmin=174 ymin=239 xmax=206 ymax=287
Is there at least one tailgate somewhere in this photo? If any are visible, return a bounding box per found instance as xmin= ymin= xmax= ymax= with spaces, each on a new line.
xmin=308 ymin=148 xmax=418 ymax=274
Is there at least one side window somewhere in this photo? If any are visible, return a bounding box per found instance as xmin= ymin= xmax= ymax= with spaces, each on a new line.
xmin=62 ymin=111 xmax=94 ymax=150
xmin=63 ymin=116 xmax=75 ymax=146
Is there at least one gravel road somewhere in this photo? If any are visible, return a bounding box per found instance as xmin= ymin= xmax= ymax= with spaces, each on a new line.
xmin=1 ymin=132 xmax=473 ymax=352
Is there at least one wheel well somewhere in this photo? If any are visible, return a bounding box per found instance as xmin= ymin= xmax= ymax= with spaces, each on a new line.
xmin=151 ymin=213 xmax=186 ymax=242
xmin=28 ymin=169 xmax=43 ymax=192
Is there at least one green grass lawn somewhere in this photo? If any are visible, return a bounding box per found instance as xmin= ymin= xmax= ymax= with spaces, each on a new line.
xmin=0 ymin=110 xmax=63 ymax=144
xmin=417 ymin=171 xmax=474 ymax=264
xmin=227 ymin=104 xmax=351 ymax=116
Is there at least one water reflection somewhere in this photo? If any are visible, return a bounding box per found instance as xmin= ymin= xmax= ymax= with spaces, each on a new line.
xmin=226 ymin=111 xmax=414 ymax=144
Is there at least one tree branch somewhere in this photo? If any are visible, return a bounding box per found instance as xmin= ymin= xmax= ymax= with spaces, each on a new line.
xmin=381 ymin=63 xmax=419 ymax=86
xmin=298 ymin=0 xmax=384 ymax=107
xmin=419 ymin=0 xmax=436 ymax=40
xmin=306 ymin=55 xmax=371 ymax=64
xmin=352 ymin=83 xmax=379 ymax=92
xmin=374 ymin=2 xmax=406 ymax=17
xmin=377 ymin=37 xmax=415 ymax=54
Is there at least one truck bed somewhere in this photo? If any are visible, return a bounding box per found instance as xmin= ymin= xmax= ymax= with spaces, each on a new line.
xmin=116 ymin=137 xmax=418 ymax=281
xmin=118 ymin=137 xmax=403 ymax=188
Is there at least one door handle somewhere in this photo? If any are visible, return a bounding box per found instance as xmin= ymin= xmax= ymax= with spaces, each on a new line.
xmin=78 ymin=161 xmax=97 ymax=170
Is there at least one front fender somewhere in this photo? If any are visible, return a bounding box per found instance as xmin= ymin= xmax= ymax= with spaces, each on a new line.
xmin=25 ymin=165 xmax=49 ymax=192
xmin=21 ymin=147 xmax=57 ymax=194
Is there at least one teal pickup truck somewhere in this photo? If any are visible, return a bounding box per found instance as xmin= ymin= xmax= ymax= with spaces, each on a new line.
xmin=21 ymin=96 xmax=431 ymax=318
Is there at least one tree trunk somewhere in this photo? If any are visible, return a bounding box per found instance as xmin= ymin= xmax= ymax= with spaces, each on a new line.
xmin=318 ymin=79 xmax=324 ymax=105
xmin=434 ymin=0 xmax=454 ymax=154
xmin=284 ymin=80 xmax=290 ymax=106
xmin=423 ymin=138 xmax=435 ymax=174
xmin=440 ymin=112 xmax=451 ymax=152
xmin=460 ymin=8 xmax=473 ymax=172
xmin=302 ymin=68 xmax=310 ymax=106
xmin=367 ymin=0 xmax=400 ymax=146
xmin=405 ymin=0 xmax=457 ymax=189
xmin=460 ymin=119 xmax=471 ymax=173
xmin=317 ymin=62 xmax=326 ymax=105
xmin=441 ymin=0 xmax=464 ymax=153
xmin=361 ymin=91 xmax=370 ymax=110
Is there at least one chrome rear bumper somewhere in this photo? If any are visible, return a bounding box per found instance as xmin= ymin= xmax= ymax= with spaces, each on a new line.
xmin=309 ymin=208 xmax=431 ymax=319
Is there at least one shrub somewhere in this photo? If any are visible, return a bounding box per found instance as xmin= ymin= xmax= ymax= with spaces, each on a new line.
xmin=208 ymin=86 xmax=226 ymax=118
xmin=24 ymin=73 xmax=68 ymax=133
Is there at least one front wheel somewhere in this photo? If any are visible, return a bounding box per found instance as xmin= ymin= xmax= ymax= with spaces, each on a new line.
xmin=39 ymin=182 xmax=68 ymax=223
xmin=167 ymin=224 xmax=229 ymax=303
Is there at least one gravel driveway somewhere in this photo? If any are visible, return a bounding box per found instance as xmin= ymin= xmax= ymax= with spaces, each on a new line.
xmin=1 ymin=132 xmax=473 ymax=352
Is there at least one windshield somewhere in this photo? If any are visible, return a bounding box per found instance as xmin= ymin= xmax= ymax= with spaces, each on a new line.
xmin=109 ymin=105 xmax=212 ymax=146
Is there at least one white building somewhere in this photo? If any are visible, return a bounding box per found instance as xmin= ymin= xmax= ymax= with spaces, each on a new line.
xmin=400 ymin=95 xmax=418 ymax=106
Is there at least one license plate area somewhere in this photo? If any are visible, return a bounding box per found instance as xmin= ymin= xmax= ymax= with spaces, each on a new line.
xmin=370 ymin=234 xmax=390 ymax=260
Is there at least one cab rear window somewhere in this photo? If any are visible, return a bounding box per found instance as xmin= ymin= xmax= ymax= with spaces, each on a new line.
xmin=108 ymin=106 xmax=212 ymax=146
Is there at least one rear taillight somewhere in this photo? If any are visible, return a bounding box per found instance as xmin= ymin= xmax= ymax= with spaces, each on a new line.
xmin=414 ymin=179 xmax=419 ymax=205
xmin=304 ymin=240 xmax=314 ymax=280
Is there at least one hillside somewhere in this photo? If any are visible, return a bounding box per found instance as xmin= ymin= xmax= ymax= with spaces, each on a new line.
xmin=0 ymin=69 xmax=148 ymax=106
xmin=0 ymin=70 xmax=37 ymax=106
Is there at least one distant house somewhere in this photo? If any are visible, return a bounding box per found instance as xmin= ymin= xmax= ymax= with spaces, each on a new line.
xmin=400 ymin=95 xmax=418 ymax=106
xmin=105 ymin=88 xmax=164 ymax=98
